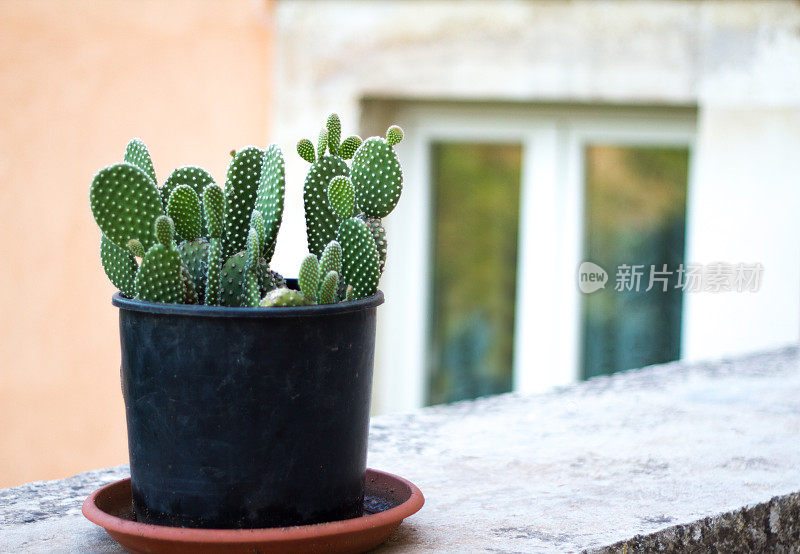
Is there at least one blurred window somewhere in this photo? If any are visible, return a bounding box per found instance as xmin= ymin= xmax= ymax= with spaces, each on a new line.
xmin=378 ymin=104 xmax=696 ymax=412
xmin=427 ymin=143 xmax=523 ymax=405
xmin=581 ymin=145 xmax=690 ymax=378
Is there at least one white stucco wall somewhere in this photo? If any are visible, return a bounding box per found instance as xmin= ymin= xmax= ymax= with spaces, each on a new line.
xmin=270 ymin=0 xmax=800 ymax=411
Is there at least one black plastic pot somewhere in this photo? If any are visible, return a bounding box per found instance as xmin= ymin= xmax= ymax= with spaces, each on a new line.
xmin=113 ymin=282 xmax=383 ymax=529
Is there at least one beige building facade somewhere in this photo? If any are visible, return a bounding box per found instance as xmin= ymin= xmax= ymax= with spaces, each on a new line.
xmin=0 ymin=0 xmax=274 ymax=487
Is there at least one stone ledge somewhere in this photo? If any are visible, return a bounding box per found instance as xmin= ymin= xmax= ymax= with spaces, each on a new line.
xmin=594 ymin=491 xmax=800 ymax=553
xmin=1 ymin=345 xmax=799 ymax=552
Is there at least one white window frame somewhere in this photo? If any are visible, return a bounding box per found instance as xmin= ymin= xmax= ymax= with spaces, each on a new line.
xmin=375 ymin=104 xmax=696 ymax=414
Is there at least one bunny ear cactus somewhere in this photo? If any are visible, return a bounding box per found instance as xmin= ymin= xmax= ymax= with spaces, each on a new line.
xmin=357 ymin=214 xmax=388 ymax=275
xmin=178 ymin=239 xmax=209 ymax=304
xmin=203 ymin=183 xmax=225 ymax=306
xmin=350 ymin=126 xmax=404 ymax=218
xmin=302 ymin=151 xmax=349 ymax=257
xmin=126 ymin=239 xmax=145 ymax=259
xmin=254 ymin=145 xmax=285 ymax=264
xmin=338 ymin=136 xmax=362 ymax=160
xmin=100 ymin=235 xmax=138 ymax=298
xmin=91 ymin=117 xmax=404 ymax=307
xmin=326 ymin=114 xmax=341 ymax=156
xmin=260 ymin=287 xmax=308 ymax=307
xmin=317 ymin=126 xmax=328 ymax=160
xmin=249 ymin=210 xmax=265 ymax=250
xmin=168 ymin=183 xmax=208 ymax=300
xmin=244 ymin=229 xmax=261 ymax=307
xmin=297 ymin=139 xmax=315 ymax=164
xmin=386 ymin=125 xmax=404 ymax=146
xmin=154 ymin=215 xmax=175 ymax=247
xmin=318 ymin=271 xmax=339 ymax=304
xmin=223 ymin=146 xmax=265 ymax=259
xmin=328 ymin=176 xmax=356 ymax=220
xmin=134 ymin=216 xmax=184 ymax=304
xmin=124 ymin=138 xmax=157 ymax=186
xmin=298 ymin=254 xmax=320 ymax=303
xmin=337 ymin=218 xmax=380 ymax=299
xmin=161 ymin=166 xmax=216 ymax=231
xmin=167 ymin=185 xmax=202 ymax=242
xmin=319 ymin=240 xmax=342 ymax=277
xmin=219 ymin=252 xmax=248 ymax=307
xmin=91 ymin=162 xmax=164 ymax=250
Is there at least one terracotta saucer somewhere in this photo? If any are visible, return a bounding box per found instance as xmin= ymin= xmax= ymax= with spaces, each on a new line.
xmin=82 ymin=469 xmax=424 ymax=554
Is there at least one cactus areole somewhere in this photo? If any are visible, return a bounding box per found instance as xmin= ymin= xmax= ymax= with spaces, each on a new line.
xmin=90 ymin=116 xmax=405 ymax=529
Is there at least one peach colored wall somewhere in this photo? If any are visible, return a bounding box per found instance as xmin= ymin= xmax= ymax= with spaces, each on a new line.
xmin=0 ymin=0 xmax=273 ymax=487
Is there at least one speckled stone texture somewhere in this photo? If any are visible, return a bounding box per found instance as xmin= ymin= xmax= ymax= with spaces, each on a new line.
xmin=1 ymin=346 xmax=799 ymax=552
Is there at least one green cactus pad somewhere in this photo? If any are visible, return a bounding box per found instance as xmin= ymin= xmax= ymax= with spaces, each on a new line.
xmin=319 ymin=240 xmax=342 ymax=278
xmin=124 ymin=138 xmax=157 ymax=186
xmin=318 ymin=271 xmax=339 ymax=305
xmin=326 ymin=114 xmax=341 ymax=156
xmin=259 ymin=288 xmax=309 ymax=307
xmin=126 ymin=239 xmax=145 ymax=259
xmin=303 ymin=155 xmax=349 ymax=257
xmin=249 ymin=210 xmax=265 ymax=252
xmin=339 ymin=135 xmax=362 ymax=160
xmin=254 ymin=144 xmax=285 ymax=264
xmin=219 ymin=251 xmax=248 ymax=307
xmin=328 ymin=175 xmax=355 ymax=220
xmin=166 ymin=185 xmax=202 ymax=241
xmin=223 ymin=146 xmax=265 ymax=259
xmin=297 ymin=139 xmax=315 ymax=163
xmin=298 ymin=254 xmax=320 ymax=303
xmin=266 ymin=269 xmax=286 ymax=291
xmin=244 ymin=229 xmax=261 ymax=306
xmin=219 ymin=249 xmax=280 ymax=306
xmin=345 ymin=285 xmax=354 ymax=302
xmin=90 ymin=162 xmax=164 ymax=250
xmin=180 ymin=264 xmax=198 ymax=304
xmin=202 ymin=184 xmax=225 ymax=239
xmin=317 ymin=126 xmax=328 ymax=160
xmin=350 ymin=136 xmax=403 ymax=218
xmin=154 ymin=215 xmax=175 ymax=247
xmin=337 ymin=218 xmax=380 ymax=299
xmin=161 ymin=166 xmax=216 ymax=203
xmin=100 ymin=235 xmax=138 ymax=298
xmin=161 ymin=166 xmax=216 ymax=232
xmin=357 ymin=215 xmax=388 ymax=275
xmin=135 ymin=244 xmax=183 ymax=304
xmin=205 ymin=238 xmax=222 ymax=305
xmin=178 ymin=238 xmax=209 ymax=304
xmin=386 ymin=125 xmax=404 ymax=146
xmin=246 ymin=229 xmax=260 ymax=270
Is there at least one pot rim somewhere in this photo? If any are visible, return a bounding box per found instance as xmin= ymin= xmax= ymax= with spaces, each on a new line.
xmin=112 ymin=290 xmax=384 ymax=318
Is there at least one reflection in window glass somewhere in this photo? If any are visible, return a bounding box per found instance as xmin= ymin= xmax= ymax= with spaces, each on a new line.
xmin=428 ymin=143 xmax=522 ymax=405
xmin=582 ymin=145 xmax=689 ymax=379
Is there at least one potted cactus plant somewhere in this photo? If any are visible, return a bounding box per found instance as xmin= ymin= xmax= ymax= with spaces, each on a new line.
xmin=90 ymin=115 xmax=404 ymax=529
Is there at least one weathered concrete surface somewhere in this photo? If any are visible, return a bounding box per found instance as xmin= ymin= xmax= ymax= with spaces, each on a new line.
xmin=594 ymin=491 xmax=800 ymax=553
xmin=1 ymin=346 xmax=799 ymax=552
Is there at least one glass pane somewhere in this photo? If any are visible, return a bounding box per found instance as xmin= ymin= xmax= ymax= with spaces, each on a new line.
xmin=427 ymin=143 xmax=522 ymax=405
xmin=581 ymin=145 xmax=689 ymax=379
